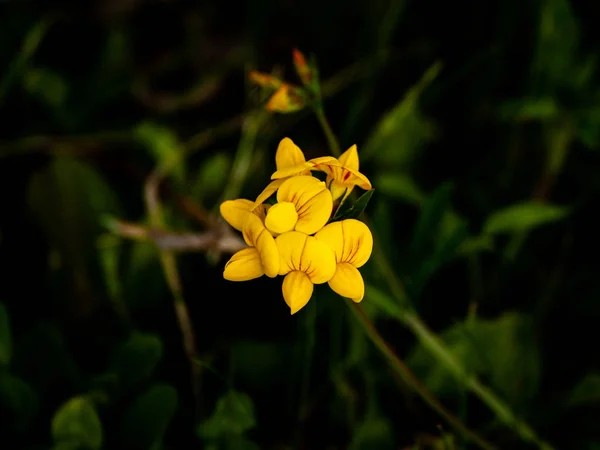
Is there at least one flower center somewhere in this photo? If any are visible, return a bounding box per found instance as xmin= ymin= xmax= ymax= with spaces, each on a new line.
xmin=264 ymin=201 xmax=298 ymax=234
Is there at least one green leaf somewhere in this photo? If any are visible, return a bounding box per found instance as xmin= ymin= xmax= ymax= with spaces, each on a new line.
xmin=364 ymin=284 xmax=404 ymax=320
xmin=134 ymin=122 xmax=185 ymax=184
xmin=332 ymin=189 xmax=375 ymax=221
xmin=482 ymin=201 xmax=569 ymax=235
xmin=409 ymin=182 xmax=454 ymax=257
xmin=51 ymin=396 xmax=103 ymax=450
xmin=407 ymin=312 xmax=540 ymax=408
xmin=97 ymin=233 xmax=122 ymax=303
xmin=566 ymin=373 xmax=600 ymax=407
xmin=192 ymin=153 xmax=231 ymax=201
xmin=498 ymin=97 xmax=559 ymax=121
xmin=0 ymin=372 xmax=38 ymax=432
xmin=457 ymin=234 xmax=495 ymax=255
xmin=22 ymin=67 xmax=69 ymax=109
xmin=375 ymin=172 xmax=425 ymax=205
xmin=109 ymin=332 xmax=163 ymax=390
xmin=197 ymin=390 xmax=256 ymax=439
xmin=27 ymin=157 xmax=123 ymax=280
xmin=11 ymin=323 xmax=80 ymax=395
xmin=120 ymin=383 xmax=178 ymax=450
xmin=349 ymin=416 xmax=394 ymax=450
xmin=0 ymin=302 xmax=12 ymax=366
xmin=362 ymin=62 xmax=441 ymax=168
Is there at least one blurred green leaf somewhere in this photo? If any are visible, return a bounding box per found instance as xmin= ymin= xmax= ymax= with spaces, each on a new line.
xmin=197 ymin=390 xmax=256 ymax=439
xmin=192 ymin=152 xmax=231 ymax=201
xmin=457 ymin=234 xmax=495 ymax=255
xmin=22 ymin=67 xmax=69 ymax=109
xmin=135 ymin=122 xmax=185 ymax=184
xmin=0 ymin=302 xmax=11 ymax=366
xmin=349 ymin=416 xmax=394 ymax=450
xmin=408 ymin=312 xmax=540 ymax=408
xmin=124 ymin=240 xmax=167 ymax=308
xmin=332 ymin=189 xmax=375 ymax=221
xmin=533 ymin=0 xmax=579 ymax=92
xmin=109 ymin=332 xmax=163 ymax=390
xmin=28 ymin=156 xmax=122 ymax=259
xmin=362 ymin=62 xmax=441 ymax=168
xmin=12 ymin=322 xmax=80 ymax=394
xmin=51 ymin=396 xmax=103 ymax=450
xmin=97 ymin=233 xmax=122 ymax=303
xmin=566 ymin=373 xmax=600 ymax=407
xmin=0 ymin=372 xmax=38 ymax=432
xmin=375 ymin=172 xmax=424 ymax=205
xmin=363 ymin=284 xmax=405 ymax=320
xmin=409 ymin=182 xmax=454 ymax=258
xmin=482 ymin=201 xmax=569 ymax=235
xmin=499 ymin=97 xmax=559 ymax=122
xmin=121 ymin=383 xmax=178 ymax=450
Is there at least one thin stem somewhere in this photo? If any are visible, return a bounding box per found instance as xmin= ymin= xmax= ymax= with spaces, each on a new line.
xmin=314 ymin=107 xmax=341 ymax=157
xmin=399 ymin=311 xmax=555 ymax=450
xmin=346 ymin=300 xmax=496 ymax=450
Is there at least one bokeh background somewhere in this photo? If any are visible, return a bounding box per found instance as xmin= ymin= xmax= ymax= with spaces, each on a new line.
xmin=1 ymin=0 xmax=600 ymax=449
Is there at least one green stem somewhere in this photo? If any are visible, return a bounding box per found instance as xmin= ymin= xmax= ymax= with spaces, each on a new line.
xmin=315 ymin=106 xmax=341 ymax=157
xmin=346 ymin=300 xmax=496 ymax=450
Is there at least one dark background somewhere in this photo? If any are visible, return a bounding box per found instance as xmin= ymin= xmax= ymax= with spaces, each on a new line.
xmin=1 ymin=0 xmax=600 ymax=449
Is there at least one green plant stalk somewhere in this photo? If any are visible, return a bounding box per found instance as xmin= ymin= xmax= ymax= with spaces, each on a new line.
xmin=315 ymin=106 xmax=341 ymax=157
xmin=315 ymin=106 xmax=554 ymax=449
xmin=346 ymin=300 xmax=496 ymax=450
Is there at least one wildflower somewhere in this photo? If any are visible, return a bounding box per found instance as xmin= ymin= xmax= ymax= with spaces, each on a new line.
xmin=315 ymin=219 xmax=373 ymax=302
xmin=265 ymin=84 xmax=305 ymax=113
xmin=275 ymin=231 xmax=336 ymax=314
xmin=292 ymin=48 xmax=313 ymax=86
xmin=308 ymin=145 xmax=372 ymax=202
xmin=262 ymin=175 xmax=333 ymax=235
xmin=220 ymin=199 xmax=267 ymax=232
xmin=221 ymin=204 xmax=279 ymax=281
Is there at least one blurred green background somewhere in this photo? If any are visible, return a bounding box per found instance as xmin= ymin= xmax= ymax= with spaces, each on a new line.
xmin=1 ymin=0 xmax=600 ymax=449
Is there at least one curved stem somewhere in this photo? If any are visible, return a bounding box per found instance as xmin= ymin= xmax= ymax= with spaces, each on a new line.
xmin=314 ymin=106 xmax=341 ymax=157
xmin=346 ymin=300 xmax=496 ymax=450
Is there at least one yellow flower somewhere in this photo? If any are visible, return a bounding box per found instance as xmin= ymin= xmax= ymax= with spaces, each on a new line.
xmin=262 ymin=175 xmax=333 ymax=235
xmin=220 ymin=199 xmax=268 ymax=232
xmin=315 ymin=219 xmax=373 ymax=302
xmin=309 ymin=145 xmax=372 ymax=202
xmin=270 ymin=144 xmax=371 ymax=202
xmin=221 ymin=202 xmax=279 ymax=281
xmin=275 ymin=231 xmax=336 ymax=314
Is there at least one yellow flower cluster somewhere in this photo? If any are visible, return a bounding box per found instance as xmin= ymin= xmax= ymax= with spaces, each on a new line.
xmin=220 ymin=138 xmax=374 ymax=315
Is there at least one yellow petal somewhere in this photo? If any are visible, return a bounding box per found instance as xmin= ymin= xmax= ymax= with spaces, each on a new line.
xmin=271 ymin=162 xmax=314 ymax=180
xmin=242 ymin=214 xmax=280 ymax=277
xmin=264 ymin=201 xmax=298 ymax=234
xmin=343 ymin=167 xmax=372 ymax=190
xmin=327 ymin=263 xmax=364 ymax=302
xmin=275 ymin=138 xmax=306 ymax=170
xmin=219 ymin=199 xmax=253 ymax=231
xmin=282 ymin=271 xmax=313 ymax=314
xmin=252 ymin=179 xmax=285 ymax=210
xmin=295 ymin=189 xmax=333 ymax=235
xmin=275 ymin=231 xmax=306 ymax=276
xmin=314 ymin=219 xmax=373 ymax=267
xmin=223 ymin=248 xmax=264 ymax=281
xmin=310 ymin=156 xmax=371 ymax=191
xmin=338 ymin=144 xmax=359 ymax=171
xmin=277 ymin=176 xmax=333 ymax=235
xmin=275 ymin=231 xmax=336 ymax=283
xmin=301 ymin=235 xmax=336 ymax=284
xmin=328 ymin=180 xmax=350 ymax=202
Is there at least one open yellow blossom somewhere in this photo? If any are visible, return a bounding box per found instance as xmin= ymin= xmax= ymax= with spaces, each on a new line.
xmin=220 ymin=199 xmax=268 ymax=232
xmin=309 ymin=145 xmax=372 ymax=201
xmin=261 ymin=175 xmax=333 ymax=236
xmin=315 ymin=219 xmax=373 ymax=302
xmin=275 ymin=231 xmax=336 ymax=314
xmin=270 ymin=144 xmax=371 ymax=202
xmin=222 ymin=211 xmax=279 ymax=281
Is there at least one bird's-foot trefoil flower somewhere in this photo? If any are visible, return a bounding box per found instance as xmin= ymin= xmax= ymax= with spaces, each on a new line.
xmin=309 ymin=144 xmax=372 ymax=202
xmin=222 ymin=205 xmax=279 ymax=281
xmin=275 ymin=231 xmax=336 ymax=314
xmin=315 ymin=219 xmax=373 ymax=302
xmin=220 ymin=135 xmax=374 ymax=316
xmin=262 ymin=175 xmax=333 ymax=235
